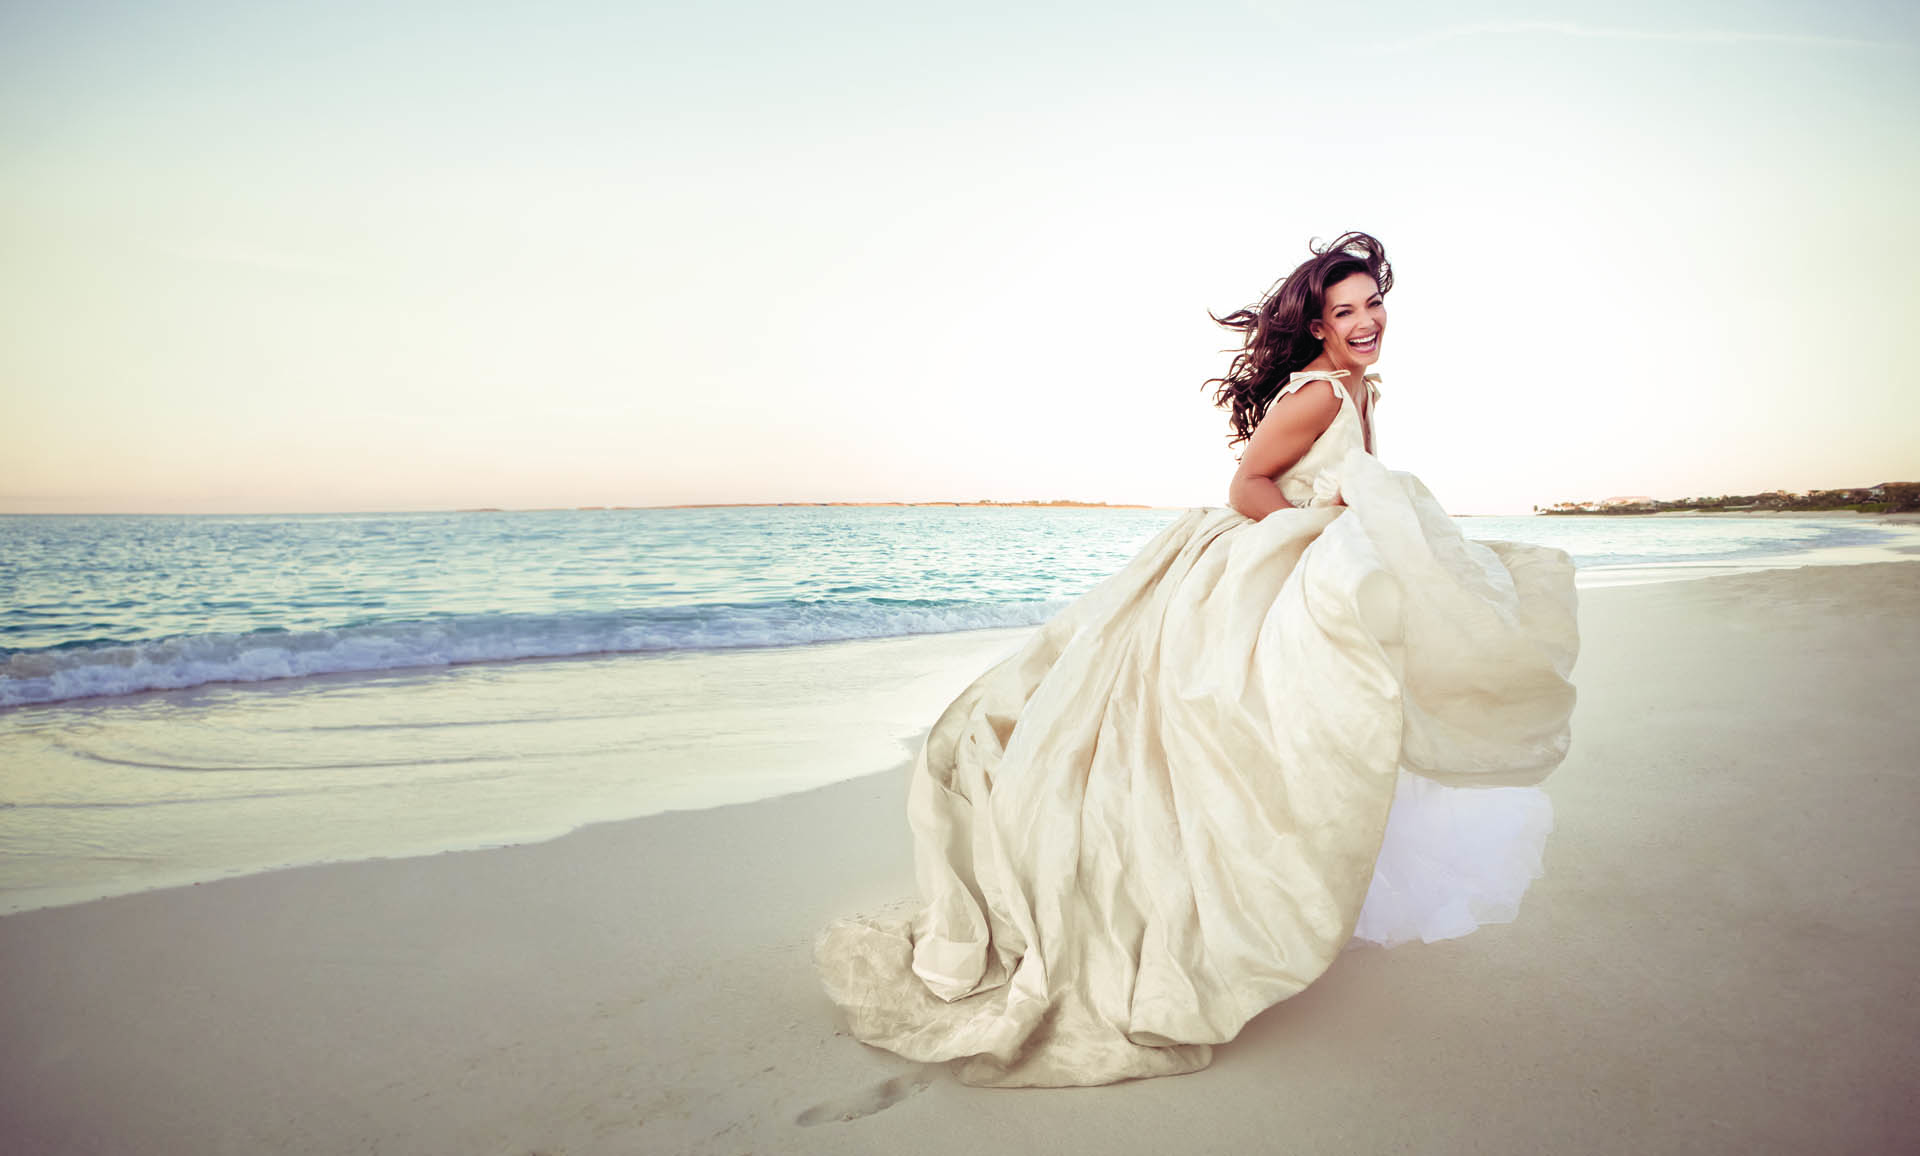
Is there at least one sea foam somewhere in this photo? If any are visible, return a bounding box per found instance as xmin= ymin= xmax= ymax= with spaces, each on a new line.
xmin=0 ymin=598 xmax=1067 ymax=707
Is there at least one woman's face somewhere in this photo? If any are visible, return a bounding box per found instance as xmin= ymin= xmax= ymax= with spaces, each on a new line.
xmin=1309 ymin=272 xmax=1386 ymax=365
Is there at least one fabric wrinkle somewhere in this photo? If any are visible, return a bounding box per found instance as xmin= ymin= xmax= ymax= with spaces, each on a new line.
xmin=814 ymin=372 xmax=1580 ymax=1086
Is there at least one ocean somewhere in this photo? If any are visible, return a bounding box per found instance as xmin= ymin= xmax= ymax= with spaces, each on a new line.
xmin=3 ymin=506 xmax=1911 ymax=709
xmin=2 ymin=506 xmax=1915 ymax=913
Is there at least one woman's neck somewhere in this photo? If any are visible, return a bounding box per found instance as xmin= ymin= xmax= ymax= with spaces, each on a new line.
xmin=1302 ymin=352 xmax=1369 ymax=378
xmin=1301 ymin=354 xmax=1372 ymax=399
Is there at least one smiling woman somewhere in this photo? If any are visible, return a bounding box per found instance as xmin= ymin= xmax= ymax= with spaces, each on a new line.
xmin=1210 ymin=235 xmax=1390 ymax=423
xmin=1211 ymin=232 xmax=1393 ymax=518
xmin=813 ymin=231 xmax=1583 ymax=1087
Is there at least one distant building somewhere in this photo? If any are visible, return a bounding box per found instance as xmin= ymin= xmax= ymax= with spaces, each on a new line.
xmin=1599 ymin=496 xmax=1655 ymax=508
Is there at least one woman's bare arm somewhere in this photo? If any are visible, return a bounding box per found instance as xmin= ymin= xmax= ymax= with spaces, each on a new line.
xmin=1226 ymin=382 xmax=1342 ymax=521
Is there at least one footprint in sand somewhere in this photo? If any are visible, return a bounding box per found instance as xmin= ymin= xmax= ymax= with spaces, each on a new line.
xmin=795 ymin=1069 xmax=936 ymax=1126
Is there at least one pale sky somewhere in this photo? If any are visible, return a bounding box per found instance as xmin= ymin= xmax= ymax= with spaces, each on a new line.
xmin=2 ymin=0 xmax=1915 ymax=514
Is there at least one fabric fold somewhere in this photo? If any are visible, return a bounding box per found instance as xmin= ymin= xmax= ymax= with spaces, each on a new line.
xmin=815 ymin=375 xmax=1579 ymax=1087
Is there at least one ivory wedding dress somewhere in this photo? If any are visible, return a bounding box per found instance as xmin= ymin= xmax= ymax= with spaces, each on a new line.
xmin=814 ymin=370 xmax=1580 ymax=1087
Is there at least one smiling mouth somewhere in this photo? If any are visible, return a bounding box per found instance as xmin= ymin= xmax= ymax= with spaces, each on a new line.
xmin=1348 ymin=334 xmax=1379 ymax=352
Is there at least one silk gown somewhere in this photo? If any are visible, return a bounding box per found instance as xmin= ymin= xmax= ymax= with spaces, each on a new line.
xmin=813 ymin=369 xmax=1580 ymax=1087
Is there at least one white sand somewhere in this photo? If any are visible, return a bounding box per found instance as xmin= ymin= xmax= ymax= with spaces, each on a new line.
xmin=2 ymin=561 xmax=1916 ymax=1154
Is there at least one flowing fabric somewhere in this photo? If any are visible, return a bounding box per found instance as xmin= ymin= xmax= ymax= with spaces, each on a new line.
xmin=813 ymin=370 xmax=1580 ymax=1087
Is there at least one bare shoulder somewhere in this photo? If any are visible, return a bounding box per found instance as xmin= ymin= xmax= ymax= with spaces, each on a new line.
xmin=1253 ymin=378 xmax=1341 ymax=440
xmin=1236 ymin=379 xmax=1341 ymax=480
xmin=1269 ymin=375 xmax=1344 ymax=417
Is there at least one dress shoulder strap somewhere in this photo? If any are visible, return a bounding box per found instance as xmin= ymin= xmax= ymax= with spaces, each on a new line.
xmin=1275 ymin=369 xmax=1352 ymax=406
xmin=1276 ymin=369 xmax=1384 ymax=405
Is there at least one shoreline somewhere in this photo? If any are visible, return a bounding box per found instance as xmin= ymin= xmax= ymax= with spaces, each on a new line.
xmin=1 ymin=561 xmax=1914 ymax=1152
xmin=455 ymin=501 xmax=1170 ymax=512
xmin=5 ymin=549 xmax=1920 ymax=915
xmin=634 ymin=499 xmax=1160 ymax=510
xmin=18 ymin=505 xmax=1920 ymax=519
xmin=0 ymin=625 xmax=1039 ymax=917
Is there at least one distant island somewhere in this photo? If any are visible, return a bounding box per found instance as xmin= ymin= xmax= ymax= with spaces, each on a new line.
xmin=1537 ymin=482 xmax=1918 ymax=516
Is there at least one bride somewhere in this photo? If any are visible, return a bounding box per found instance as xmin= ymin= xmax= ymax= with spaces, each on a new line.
xmin=813 ymin=232 xmax=1580 ymax=1087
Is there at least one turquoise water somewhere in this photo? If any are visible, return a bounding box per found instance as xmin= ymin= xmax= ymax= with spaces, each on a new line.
xmin=0 ymin=507 xmax=1907 ymax=707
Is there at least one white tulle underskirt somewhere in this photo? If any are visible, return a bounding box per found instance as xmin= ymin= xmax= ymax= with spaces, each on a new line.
xmin=1348 ymin=770 xmax=1554 ymax=949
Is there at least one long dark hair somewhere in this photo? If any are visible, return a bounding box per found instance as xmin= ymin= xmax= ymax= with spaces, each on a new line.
xmin=1205 ymin=232 xmax=1392 ymax=450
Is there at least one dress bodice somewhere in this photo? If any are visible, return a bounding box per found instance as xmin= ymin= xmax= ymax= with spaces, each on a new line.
xmin=1272 ymin=369 xmax=1380 ymax=510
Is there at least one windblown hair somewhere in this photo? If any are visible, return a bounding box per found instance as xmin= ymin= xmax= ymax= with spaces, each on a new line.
xmin=1206 ymin=232 xmax=1392 ymax=450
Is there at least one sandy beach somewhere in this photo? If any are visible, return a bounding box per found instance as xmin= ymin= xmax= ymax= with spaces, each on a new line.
xmin=2 ymin=560 xmax=1917 ymax=1154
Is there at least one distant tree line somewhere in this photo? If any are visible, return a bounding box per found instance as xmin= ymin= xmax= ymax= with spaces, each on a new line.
xmin=1536 ymin=482 xmax=1918 ymax=515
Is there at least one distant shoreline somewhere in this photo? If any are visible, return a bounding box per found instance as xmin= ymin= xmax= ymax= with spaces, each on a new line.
xmin=1538 ymin=482 xmax=1917 ymax=518
xmin=455 ymin=500 xmax=1162 ymax=512
xmin=8 ymin=502 xmax=1915 ymax=520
